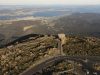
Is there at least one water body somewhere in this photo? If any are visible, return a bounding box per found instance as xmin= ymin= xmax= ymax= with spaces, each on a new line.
xmin=0 ymin=15 xmax=29 ymax=20
xmin=0 ymin=11 xmax=70 ymax=20
xmin=33 ymin=11 xmax=70 ymax=17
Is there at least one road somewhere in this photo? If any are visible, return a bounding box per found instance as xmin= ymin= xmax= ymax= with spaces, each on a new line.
xmin=56 ymin=39 xmax=65 ymax=55
xmin=20 ymin=56 xmax=100 ymax=75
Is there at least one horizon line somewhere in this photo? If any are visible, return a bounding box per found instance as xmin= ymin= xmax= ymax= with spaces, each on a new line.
xmin=0 ymin=4 xmax=100 ymax=6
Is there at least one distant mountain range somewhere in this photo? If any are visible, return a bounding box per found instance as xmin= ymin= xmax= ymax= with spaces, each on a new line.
xmin=0 ymin=5 xmax=100 ymax=12
xmin=52 ymin=13 xmax=100 ymax=37
xmin=0 ymin=5 xmax=100 ymax=20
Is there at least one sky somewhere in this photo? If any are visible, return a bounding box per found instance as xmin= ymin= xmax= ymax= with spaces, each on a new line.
xmin=0 ymin=0 xmax=100 ymax=5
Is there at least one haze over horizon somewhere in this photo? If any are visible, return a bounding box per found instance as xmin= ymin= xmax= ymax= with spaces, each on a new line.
xmin=0 ymin=0 xmax=100 ymax=5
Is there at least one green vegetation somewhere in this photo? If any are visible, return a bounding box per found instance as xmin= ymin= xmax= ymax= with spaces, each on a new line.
xmin=63 ymin=36 xmax=100 ymax=56
xmin=35 ymin=60 xmax=80 ymax=75
xmin=93 ymin=63 xmax=100 ymax=71
xmin=0 ymin=35 xmax=58 ymax=75
xmin=0 ymin=34 xmax=100 ymax=75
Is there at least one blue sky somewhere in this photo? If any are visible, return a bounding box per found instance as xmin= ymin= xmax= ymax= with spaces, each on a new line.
xmin=0 ymin=0 xmax=100 ymax=5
